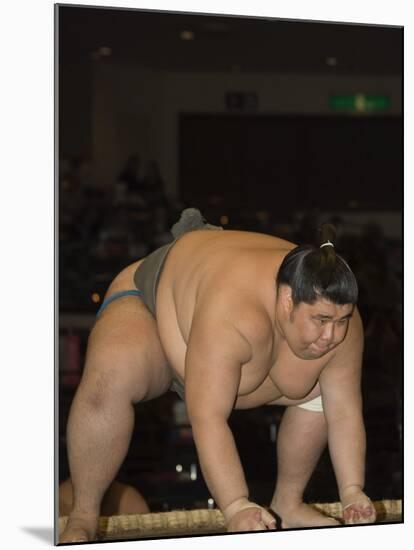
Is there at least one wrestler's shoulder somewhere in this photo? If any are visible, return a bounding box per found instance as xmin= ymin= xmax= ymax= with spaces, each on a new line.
xmin=324 ymin=307 xmax=364 ymax=368
xmin=337 ymin=307 xmax=364 ymax=348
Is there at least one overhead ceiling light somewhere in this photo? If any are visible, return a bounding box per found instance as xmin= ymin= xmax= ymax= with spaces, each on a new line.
xmin=326 ymin=56 xmax=338 ymax=66
xmin=180 ymin=30 xmax=195 ymax=41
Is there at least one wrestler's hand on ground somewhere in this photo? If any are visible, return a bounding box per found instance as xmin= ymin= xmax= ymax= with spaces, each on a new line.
xmin=340 ymin=486 xmax=376 ymax=525
xmin=223 ymin=497 xmax=277 ymax=532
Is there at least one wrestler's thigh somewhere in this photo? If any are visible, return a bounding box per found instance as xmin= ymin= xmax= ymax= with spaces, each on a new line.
xmin=267 ymin=382 xmax=321 ymax=407
xmin=82 ymin=295 xmax=172 ymax=403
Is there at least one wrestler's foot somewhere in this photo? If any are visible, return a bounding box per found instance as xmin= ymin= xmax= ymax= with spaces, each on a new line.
xmin=270 ymin=501 xmax=340 ymax=529
xmin=60 ymin=515 xmax=98 ymax=543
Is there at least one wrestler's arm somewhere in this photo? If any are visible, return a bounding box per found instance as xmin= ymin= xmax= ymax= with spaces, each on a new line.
xmin=185 ymin=302 xmax=276 ymax=531
xmin=319 ymin=308 xmax=376 ymax=524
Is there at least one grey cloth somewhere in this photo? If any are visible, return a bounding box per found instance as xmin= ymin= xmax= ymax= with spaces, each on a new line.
xmin=133 ymin=208 xmax=222 ymax=317
xmin=133 ymin=241 xmax=175 ymax=317
xmin=170 ymin=378 xmax=185 ymax=400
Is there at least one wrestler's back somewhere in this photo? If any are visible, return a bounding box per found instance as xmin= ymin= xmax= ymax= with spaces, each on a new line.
xmin=156 ymin=230 xmax=295 ymax=387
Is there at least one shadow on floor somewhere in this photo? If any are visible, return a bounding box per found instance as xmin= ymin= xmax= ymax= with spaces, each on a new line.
xmin=21 ymin=526 xmax=54 ymax=544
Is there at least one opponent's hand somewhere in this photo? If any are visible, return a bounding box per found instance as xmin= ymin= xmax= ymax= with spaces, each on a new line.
xmin=223 ymin=498 xmax=277 ymax=532
xmin=341 ymin=486 xmax=376 ymax=525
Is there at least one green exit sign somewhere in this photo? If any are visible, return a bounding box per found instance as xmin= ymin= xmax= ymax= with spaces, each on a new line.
xmin=330 ymin=94 xmax=391 ymax=112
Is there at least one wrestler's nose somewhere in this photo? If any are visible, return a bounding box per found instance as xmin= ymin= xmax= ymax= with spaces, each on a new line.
xmin=320 ymin=323 xmax=335 ymax=344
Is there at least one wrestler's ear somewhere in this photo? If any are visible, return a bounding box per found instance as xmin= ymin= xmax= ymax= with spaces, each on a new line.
xmin=278 ymin=285 xmax=294 ymax=314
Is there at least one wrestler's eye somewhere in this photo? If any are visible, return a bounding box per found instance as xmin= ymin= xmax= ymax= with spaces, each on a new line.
xmin=314 ymin=318 xmax=328 ymax=325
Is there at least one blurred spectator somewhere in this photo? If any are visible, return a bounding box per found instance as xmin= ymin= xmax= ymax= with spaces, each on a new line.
xmin=353 ymin=223 xmax=400 ymax=313
xmin=117 ymin=154 xmax=147 ymax=205
xmin=149 ymin=204 xmax=174 ymax=249
xmin=60 ymin=157 xmax=88 ymax=238
xmin=96 ymin=205 xmax=145 ymax=260
xmin=294 ymin=209 xmax=320 ymax=245
xmin=143 ymin=160 xmax=169 ymax=209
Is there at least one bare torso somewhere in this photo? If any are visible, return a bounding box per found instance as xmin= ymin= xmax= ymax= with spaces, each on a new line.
xmin=153 ymin=230 xmax=331 ymax=408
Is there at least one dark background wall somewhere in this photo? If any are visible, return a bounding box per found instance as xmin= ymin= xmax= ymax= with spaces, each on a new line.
xmin=180 ymin=114 xmax=402 ymax=213
xmin=59 ymin=62 xmax=93 ymax=159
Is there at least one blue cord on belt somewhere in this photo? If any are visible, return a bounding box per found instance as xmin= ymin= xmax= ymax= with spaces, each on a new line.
xmin=96 ymin=289 xmax=144 ymax=317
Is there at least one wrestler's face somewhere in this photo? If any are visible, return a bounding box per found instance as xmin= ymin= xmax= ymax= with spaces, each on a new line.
xmin=277 ymin=288 xmax=354 ymax=360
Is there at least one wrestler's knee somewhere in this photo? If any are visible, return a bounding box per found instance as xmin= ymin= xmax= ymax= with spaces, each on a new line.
xmin=79 ymin=348 xmax=149 ymax=408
